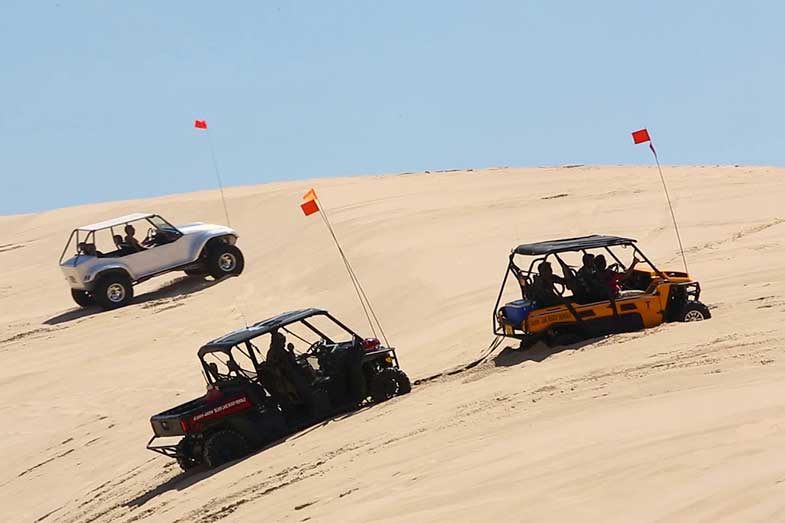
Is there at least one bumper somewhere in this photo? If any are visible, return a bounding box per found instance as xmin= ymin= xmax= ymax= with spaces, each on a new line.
xmin=146 ymin=435 xmax=181 ymax=459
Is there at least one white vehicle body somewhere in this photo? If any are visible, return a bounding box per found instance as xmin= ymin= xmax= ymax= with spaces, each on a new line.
xmin=59 ymin=213 xmax=238 ymax=292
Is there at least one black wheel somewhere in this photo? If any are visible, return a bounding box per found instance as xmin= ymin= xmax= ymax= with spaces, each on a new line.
xmin=207 ymin=244 xmax=244 ymax=279
xmin=176 ymin=439 xmax=202 ymax=472
xmin=393 ymin=369 xmax=412 ymax=395
xmin=370 ymin=367 xmax=408 ymax=403
xmin=203 ymin=429 xmax=248 ymax=468
xmin=94 ymin=274 xmax=134 ymax=309
xmin=548 ymin=332 xmax=583 ymax=348
xmin=678 ymin=301 xmax=711 ymax=322
xmin=70 ymin=289 xmax=95 ymax=307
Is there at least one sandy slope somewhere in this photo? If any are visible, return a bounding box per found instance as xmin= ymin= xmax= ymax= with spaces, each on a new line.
xmin=1 ymin=166 xmax=784 ymax=522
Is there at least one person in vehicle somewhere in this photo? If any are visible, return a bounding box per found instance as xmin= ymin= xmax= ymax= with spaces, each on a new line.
xmin=112 ymin=234 xmax=133 ymax=255
xmin=527 ymin=261 xmax=566 ymax=308
xmin=572 ymin=253 xmax=597 ymax=303
xmin=77 ymin=242 xmax=105 ymax=257
xmin=124 ymin=224 xmax=145 ymax=252
xmin=593 ymin=254 xmax=640 ymax=299
xmin=266 ymin=330 xmax=315 ymax=410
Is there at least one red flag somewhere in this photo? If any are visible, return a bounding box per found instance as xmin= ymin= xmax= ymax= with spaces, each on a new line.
xmin=303 ymin=187 xmax=317 ymax=201
xmin=194 ymin=119 xmax=208 ymax=130
xmin=631 ymin=128 xmax=650 ymax=144
xmin=301 ymin=198 xmax=319 ymax=216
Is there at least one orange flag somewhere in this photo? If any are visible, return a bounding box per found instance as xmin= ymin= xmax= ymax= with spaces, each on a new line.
xmin=194 ymin=119 xmax=208 ymax=130
xmin=301 ymin=198 xmax=319 ymax=216
xmin=303 ymin=187 xmax=317 ymax=201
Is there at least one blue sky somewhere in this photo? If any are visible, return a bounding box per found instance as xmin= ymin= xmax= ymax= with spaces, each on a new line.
xmin=1 ymin=1 xmax=782 ymax=214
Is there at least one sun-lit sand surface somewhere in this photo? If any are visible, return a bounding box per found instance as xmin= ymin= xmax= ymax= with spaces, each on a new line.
xmin=2 ymin=165 xmax=785 ymax=522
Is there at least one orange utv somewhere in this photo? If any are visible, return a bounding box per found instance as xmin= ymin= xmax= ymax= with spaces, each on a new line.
xmin=493 ymin=235 xmax=711 ymax=348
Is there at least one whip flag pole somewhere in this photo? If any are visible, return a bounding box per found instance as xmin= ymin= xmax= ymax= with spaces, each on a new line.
xmin=632 ymin=128 xmax=689 ymax=273
xmin=195 ymin=119 xmax=232 ymax=228
xmin=194 ymin=119 xmax=246 ymax=327
xmin=300 ymin=188 xmax=389 ymax=346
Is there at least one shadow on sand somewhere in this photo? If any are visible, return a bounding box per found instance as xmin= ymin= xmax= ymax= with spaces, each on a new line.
xmin=44 ymin=275 xmax=228 ymax=326
xmin=123 ymin=407 xmax=370 ymax=509
xmin=492 ymin=338 xmax=598 ymax=367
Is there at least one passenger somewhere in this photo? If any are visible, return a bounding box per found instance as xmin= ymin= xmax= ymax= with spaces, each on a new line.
xmin=123 ymin=224 xmax=145 ymax=252
xmin=572 ymin=253 xmax=597 ymax=303
xmin=527 ymin=261 xmax=565 ymax=308
xmin=77 ymin=242 xmax=103 ymax=257
xmin=267 ymin=330 xmax=314 ymax=409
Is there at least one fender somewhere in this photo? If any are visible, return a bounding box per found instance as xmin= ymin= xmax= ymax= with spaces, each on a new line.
xmin=176 ymin=224 xmax=238 ymax=263
xmin=86 ymin=265 xmax=134 ymax=287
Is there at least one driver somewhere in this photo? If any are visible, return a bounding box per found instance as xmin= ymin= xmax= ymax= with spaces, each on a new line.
xmin=593 ymin=254 xmax=640 ymax=299
xmin=123 ymin=224 xmax=145 ymax=252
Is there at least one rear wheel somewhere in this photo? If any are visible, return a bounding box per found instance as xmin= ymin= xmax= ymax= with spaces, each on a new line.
xmin=176 ymin=438 xmax=201 ymax=472
xmin=203 ymin=429 xmax=248 ymax=468
xmin=94 ymin=274 xmax=133 ymax=309
xmin=70 ymin=289 xmax=95 ymax=307
xmin=207 ymin=244 xmax=244 ymax=279
xmin=548 ymin=332 xmax=583 ymax=348
xmin=679 ymin=301 xmax=711 ymax=322
xmin=370 ymin=368 xmax=409 ymax=403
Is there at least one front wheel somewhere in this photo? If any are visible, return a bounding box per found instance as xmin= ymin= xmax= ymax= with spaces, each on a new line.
xmin=369 ymin=368 xmax=410 ymax=403
xmin=94 ymin=274 xmax=134 ymax=309
xmin=70 ymin=289 xmax=95 ymax=307
xmin=679 ymin=301 xmax=711 ymax=322
xmin=207 ymin=244 xmax=245 ymax=279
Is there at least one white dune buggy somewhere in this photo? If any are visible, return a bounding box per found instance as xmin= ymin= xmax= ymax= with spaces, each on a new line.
xmin=59 ymin=213 xmax=244 ymax=309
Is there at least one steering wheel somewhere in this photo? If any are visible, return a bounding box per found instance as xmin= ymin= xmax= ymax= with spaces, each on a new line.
xmin=306 ymin=339 xmax=326 ymax=356
xmin=142 ymin=227 xmax=156 ymax=246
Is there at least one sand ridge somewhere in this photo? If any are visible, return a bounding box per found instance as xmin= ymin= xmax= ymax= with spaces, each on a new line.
xmin=1 ymin=165 xmax=785 ymax=522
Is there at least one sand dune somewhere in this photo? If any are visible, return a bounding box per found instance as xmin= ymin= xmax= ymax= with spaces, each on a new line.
xmin=1 ymin=165 xmax=785 ymax=522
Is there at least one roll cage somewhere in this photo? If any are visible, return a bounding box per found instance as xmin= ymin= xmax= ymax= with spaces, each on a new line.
xmin=492 ymin=235 xmax=667 ymax=337
xmin=58 ymin=213 xmax=182 ymax=264
xmin=197 ymin=309 xmax=368 ymax=385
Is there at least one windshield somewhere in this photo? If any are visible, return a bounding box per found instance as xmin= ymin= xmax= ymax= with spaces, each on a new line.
xmin=147 ymin=215 xmax=179 ymax=233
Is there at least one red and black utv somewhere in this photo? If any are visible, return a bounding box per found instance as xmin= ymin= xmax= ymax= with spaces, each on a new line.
xmin=147 ymin=308 xmax=410 ymax=470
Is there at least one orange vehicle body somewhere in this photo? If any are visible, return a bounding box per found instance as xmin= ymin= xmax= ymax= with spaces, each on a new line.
xmin=493 ymin=235 xmax=710 ymax=347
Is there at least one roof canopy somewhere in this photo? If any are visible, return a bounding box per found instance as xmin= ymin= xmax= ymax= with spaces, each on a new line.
xmin=198 ymin=308 xmax=329 ymax=356
xmin=77 ymin=213 xmax=155 ymax=232
xmin=513 ymin=235 xmax=636 ymax=256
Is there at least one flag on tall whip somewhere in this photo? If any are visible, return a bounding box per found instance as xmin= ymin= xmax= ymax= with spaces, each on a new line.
xmin=631 ymin=128 xmax=650 ymax=144
xmin=630 ymin=126 xmax=687 ymax=272
xmin=301 ymin=188 xmax=319 ymax=216
xmin=303 ymin=187 xmax=317 ymax=202
xmin=632 ymin=128 xmax=656 ymax=155
xmin=194 ymin=119 xmax=208 ymax=129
